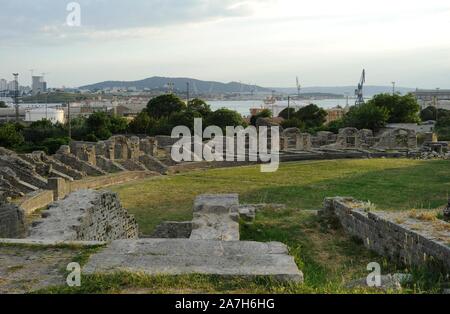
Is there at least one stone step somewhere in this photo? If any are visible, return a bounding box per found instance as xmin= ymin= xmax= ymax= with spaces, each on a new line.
xmin=83 ymin=239 xmax=303 ymax=282
xmin=190 ymin=194 xmax=240 ymax=241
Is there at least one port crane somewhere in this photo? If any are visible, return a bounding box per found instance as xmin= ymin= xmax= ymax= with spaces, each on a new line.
xmin=355 ymin=69 xmax=365 ymax=106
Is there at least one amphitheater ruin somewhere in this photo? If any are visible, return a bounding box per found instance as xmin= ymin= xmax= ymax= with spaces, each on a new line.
xmin=0 ymin=126 xmax=449 ymax=292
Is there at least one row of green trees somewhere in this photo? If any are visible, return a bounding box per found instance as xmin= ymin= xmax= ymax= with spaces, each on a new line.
xmin=0 ymin=95 xmax=247 ymax=154
xmin=0 ymin=112 xmax=129 ymax=154
xmin=1 ymin=93 xmax=448 ymax=154
xmin=129 ymin=94 xmax=245 ymax=134
xmin=274 ymin=93 xmax=422 ymax=134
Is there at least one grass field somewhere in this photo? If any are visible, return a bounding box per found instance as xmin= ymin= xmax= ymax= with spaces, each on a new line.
xmin=111 ymin=159 xmax=450 ymax=235
xmin=60 ymin=158 xmax=447 ymax=294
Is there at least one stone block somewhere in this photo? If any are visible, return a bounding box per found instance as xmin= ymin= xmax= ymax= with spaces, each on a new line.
xmin=83 ymin=239 xmax=303 ymax=283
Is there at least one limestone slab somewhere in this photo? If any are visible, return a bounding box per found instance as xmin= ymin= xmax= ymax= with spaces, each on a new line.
xmin=83 ymin=239 xmax=303 ymax=282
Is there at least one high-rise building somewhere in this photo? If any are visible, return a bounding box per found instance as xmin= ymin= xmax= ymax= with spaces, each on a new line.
xmin=32 ymin=76 xmax=47 ymax=95
xmin=0 ymin=79 xmax=7 ymax=91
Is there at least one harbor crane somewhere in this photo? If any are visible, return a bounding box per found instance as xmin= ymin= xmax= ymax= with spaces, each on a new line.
xmin=355 ymin=69 xmax=366 ymax=106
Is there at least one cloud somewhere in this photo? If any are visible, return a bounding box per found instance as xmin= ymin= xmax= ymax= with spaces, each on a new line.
xmin=0 ymin=0 xmax=256 ymax=44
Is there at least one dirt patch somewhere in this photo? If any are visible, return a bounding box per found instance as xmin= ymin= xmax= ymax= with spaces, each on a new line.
xmin=0 ymin=245 xmax=80 ymax=294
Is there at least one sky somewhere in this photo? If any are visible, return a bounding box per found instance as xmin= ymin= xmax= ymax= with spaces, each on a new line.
xmin=0 ymin=0 xmax=450 ymax=88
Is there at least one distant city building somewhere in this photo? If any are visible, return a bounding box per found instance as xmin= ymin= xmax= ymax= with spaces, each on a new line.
xmin=32 ymin=76 xmax=47 ymax=95
xmin=326 ymin=106 xmax=347 ymax=124
xmin=25 ymin=107 xmax=65 ymax=124
xmin=0 ymin=79 xmax=7 ymax=91
xmin=414 ymin=89 xmax=450 ymax=110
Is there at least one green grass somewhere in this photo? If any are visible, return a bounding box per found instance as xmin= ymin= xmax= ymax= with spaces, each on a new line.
xmin=37 ymin=159 xmax=450 ymax=294
xmin=111 ymin=159 xmax=450 ymax=235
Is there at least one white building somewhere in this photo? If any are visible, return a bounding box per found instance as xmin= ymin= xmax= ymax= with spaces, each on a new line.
xmin=25 ymin=107 xmax=65 ymax=124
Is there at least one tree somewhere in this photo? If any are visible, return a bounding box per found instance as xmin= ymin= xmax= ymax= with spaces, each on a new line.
xmin=343 ymin=103 xmax=389 ymax=132
xmin=0 ymin=123 xmax=24 ymax=148
xmin=86 ymin=112 xmax=112 ymax=140
xmin=23 ymin=119 xmax=65 ymax=144
xmin=278 ymin=107 xmax=296 ymax=120
xmin=420 ymin=106 xmax=437 ymax=122
xmin=206 ymin=108 xmax=246 ymax=131
xmin=0 ymin=101 xmax=7 ymax=108
xmin=324 ymin=119 xmax=345 ymax=134
xmin=250 ymin=109 xmax=272 ymax=126
xmin=295 ymin=104 xmax=327 ymax=129
xmin=281 ymin=118 xmax=305 ymax=130
xmin=128 ymin=111 xmax=152 ymax=134
xmin=146 ymin=94 xmax=186 ymax=119
xmin=41 ymin=137 xmax=70 ymax=154
xmin=169 ymin=109 xmax=202 ymax=131
xmin=109 ymin=115 xmax=128 ymax=134
xmin=187 ymin=98 xmax=212 ymax=118
xmin=369 ymin=93 xmax=420 ymax=123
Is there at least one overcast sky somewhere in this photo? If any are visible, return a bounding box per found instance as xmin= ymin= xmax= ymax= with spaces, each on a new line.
xmin=1 ymin=0 xmax=449 ymax=88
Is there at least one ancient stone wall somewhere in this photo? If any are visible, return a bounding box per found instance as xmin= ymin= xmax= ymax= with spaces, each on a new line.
xmin=281 ymin=128 xmax=312 ymax=151
xmin=28 ymin=190 xmax=139 ymax=241
xmin=0 ymin=201 xmax=25 ymax=238
xmin=320 ymin=197 xmax=450 ymax=271
xmin=374 ymin=128 xmax=417 ymax=150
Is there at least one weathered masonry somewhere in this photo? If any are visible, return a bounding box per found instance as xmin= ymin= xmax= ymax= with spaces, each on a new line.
xmin=320 ymin=197 xmax=450 ymax=272
xmin=83 ymin=194 xmax=303 ymax=282
xmin=28 ymin=190 xmax=139 ymax=242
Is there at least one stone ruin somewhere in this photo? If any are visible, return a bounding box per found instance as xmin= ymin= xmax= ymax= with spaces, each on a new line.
xmin=373 ymin=128 xmax=417 ymax=150
xmin=83 ymin=193 xmax=303 ymax=282
xmin=444 ymin=198 xmax=450 ymax=222
xmin=279 ymin=126 xmax=423 ymax=152
xmin=281 ymin=128 xmax=312 ymax=151
xmin=320 ymin=128 xmax=374 ymax=150
xmin=28 ymin=190 xmax=138 ymax=242
xmin=64 ymin=135 xmax=166 ymax=174
xmin=1 ymin=186 xmax=303 ymax=282
xmin=0 ymin=195 xmax=25 ymax=238
xmin=0 ymin=135 xmax=168 ymax=202
xmin=320 ymin=197 xmax=450 ymax=272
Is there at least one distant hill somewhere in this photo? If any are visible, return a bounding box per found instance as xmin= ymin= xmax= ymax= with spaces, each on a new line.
xmin=79 ymin=77 xmax=272 ymax=94
xmin=274 ymin=86 xmax=416 ymax=97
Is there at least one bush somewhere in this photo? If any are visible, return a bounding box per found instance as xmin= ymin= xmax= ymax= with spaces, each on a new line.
xmin=0 ymin=123 xmax=24 ymax=148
